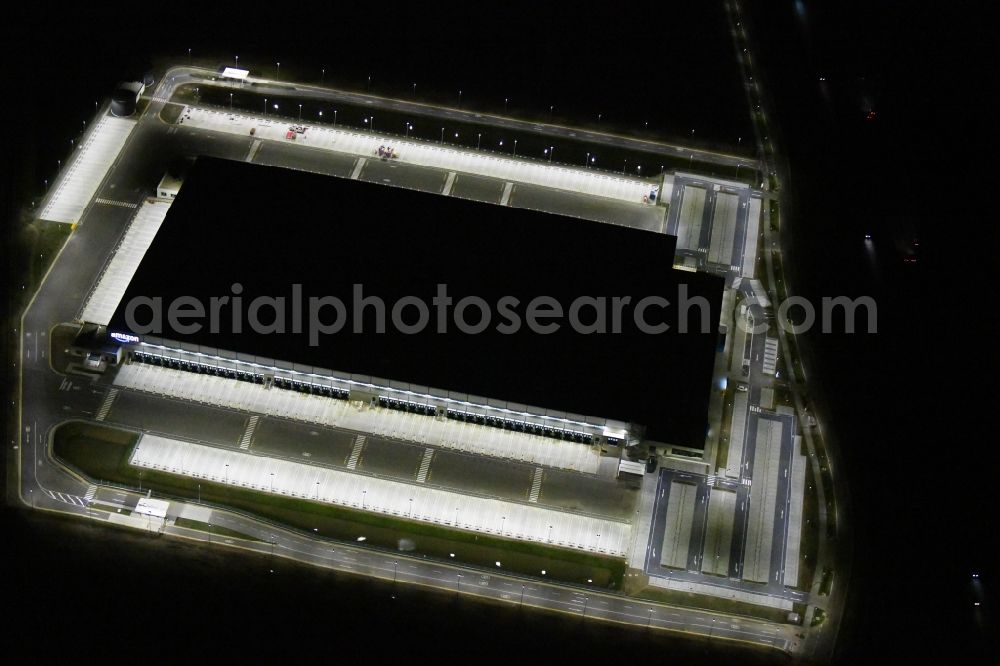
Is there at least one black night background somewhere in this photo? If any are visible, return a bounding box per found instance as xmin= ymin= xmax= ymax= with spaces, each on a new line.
xmin=1 ymin=2 xmax=995 ymax=663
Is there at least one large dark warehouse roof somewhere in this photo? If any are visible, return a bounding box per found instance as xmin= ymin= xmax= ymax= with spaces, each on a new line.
xmin=110 ymin=157 xmax=723 ymax=446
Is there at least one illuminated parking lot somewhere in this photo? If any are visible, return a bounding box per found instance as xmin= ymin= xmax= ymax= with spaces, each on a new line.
xmin=131 ymin=433 xmax=629 ymax=555
xmin=40 ymin=115 xmax=136 ymax=224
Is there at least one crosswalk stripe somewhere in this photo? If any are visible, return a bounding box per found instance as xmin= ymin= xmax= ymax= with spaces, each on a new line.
xmin=416 ymin=448 xmax=434 ymax=483
xmin=528 ymin=467 xmax=544 ymax=503
xmin=95 ymin=388 xmax=119 ymax=421
xmin=350 ymin=157 xmax=367 ymax=180
xmin=94 ymin=197 xmax=138 ymax=209
xmin=239 ymin=415 xmax=260 ymax=450
xmin=441 ymin=171 xmax=457 ymax=196
xmin=347 ymin=435 xmax=366 ymax=470
xmin=500 ymin=182 xmax=514 ymax=205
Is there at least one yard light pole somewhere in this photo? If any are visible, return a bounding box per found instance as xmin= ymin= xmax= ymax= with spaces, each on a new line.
xmin=276 ymin=62 xmax=280 ymax=82
xmin=513 ymin=139 xmax=517 ymax=157
xmin=298 ymin=103 xmax=302 ymax=120
xmin=477 ymin=132 xmax=481 ymax=149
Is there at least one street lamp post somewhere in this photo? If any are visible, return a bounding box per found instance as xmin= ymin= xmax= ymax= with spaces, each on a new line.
xmin=513 ymin=139 xmax=517 ymax=157
xmin=188 ymin=48 xmax=192 ymax=65
xmin=405 ymin=122 xmax=412 ymax=137
xmin=504 ymin=97 xmax=508 ymax=114
xmin=276 ymin=62 xmax=280 ymax=82
xmin=549 ymin=105 xmax=553 ymax=121
xmin=298 ymin=103 xmax=302 ymax=120
xmin=264 ymin=97 xmax=267 ymax=115
xmin=322 ymin=68 xmax=325 ymax=84
xmin=334 ymin=109 xmax=337 ymax=126
xmin=548 ymin=146 xmax=554 ymax=162
xmin=477 ymin=133 xmax=481 ymax=149
xmin=458 ymin=89 xmax=462 ymax=108
xmin=235 ymin=55 xmax=239 ymax=69
xmin=440 ymin=127 xmax=444 ymax=143
xmin=230 ymin=93 xmax=233 ymax=110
